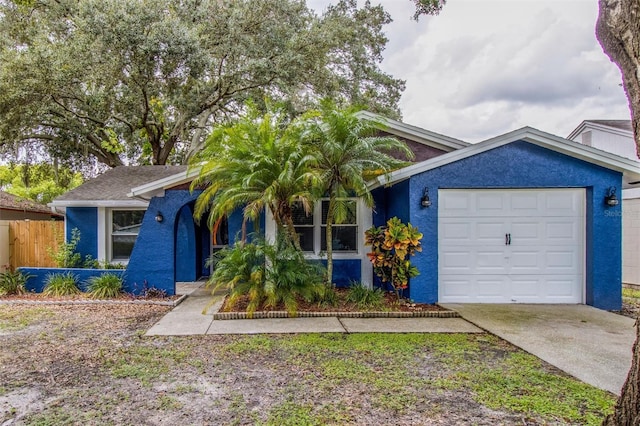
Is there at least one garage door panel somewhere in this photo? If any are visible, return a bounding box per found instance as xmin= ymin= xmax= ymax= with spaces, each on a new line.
xmin=511 ymin=277 xmax=541 ymax=299
xmin=510 ymin=192 xmax=542 ymax=215
xmin=439 ymin=189 xmax=584 ymax=304
xmin=545 ymin=220 xmax=583 ymax=245
xmin=476 ymin=277 xmax=507 ymax=299
xmin=509 ymin=250 xmax=542 ymax=273
xmin=441 ymin=250 xmax=474 ymax=273
xmin=546 ymin=277 xmax=582 ymax=298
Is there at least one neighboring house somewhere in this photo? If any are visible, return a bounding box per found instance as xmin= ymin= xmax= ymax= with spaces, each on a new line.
xmin=50 ymin=114 xmax=640 ymax=310
xmin=0 ymin=190 xmax=62 ymax=221
xmin=567 ymin=120 xmax=636 ymax=160
xmin=567 ymin=120 xmax=640 ymax=288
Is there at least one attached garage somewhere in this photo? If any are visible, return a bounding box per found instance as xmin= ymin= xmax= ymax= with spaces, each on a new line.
xmin=438 ymin=188 xmax=584 ymax=303
xmin=371 ymin=126 xmax=640 ymax=310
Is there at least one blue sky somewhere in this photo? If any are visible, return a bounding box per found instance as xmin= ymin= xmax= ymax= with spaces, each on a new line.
xmin=310 ymin=0 xmax=630 ymax=142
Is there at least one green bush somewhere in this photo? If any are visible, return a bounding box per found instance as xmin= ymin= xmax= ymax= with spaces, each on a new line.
xmin=43 ymin=272 xmax=81 ymax=297
xmin=86 ymin=273 xmax=124 ymax=299
xmin=346 ymin=282 xmax=385 ymax=310
xmin=209 ymin=235 xmax=325 ymax=316
xmin=0 ymin=270 xmax=32 ymax=296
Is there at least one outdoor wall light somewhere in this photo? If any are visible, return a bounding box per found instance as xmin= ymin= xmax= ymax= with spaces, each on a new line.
xmin=605 ymin=186 xmax=619 ymax=207
xmin=421 ymin=187 xmax=431 ymax=208
xmin=155 ymin=212 xmax=164 ymax=222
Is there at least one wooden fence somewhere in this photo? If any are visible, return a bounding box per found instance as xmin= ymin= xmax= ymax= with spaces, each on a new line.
xmin=1 ymin=220 xmax=64 ymax=270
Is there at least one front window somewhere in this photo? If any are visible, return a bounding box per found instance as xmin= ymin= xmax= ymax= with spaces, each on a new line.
xmin=111 ymin=210 xmax=145 ymax=261
xmin=292 ymin=199 xmax=358 ymax=254
xmin=321 ymin=200 xmax=357 ymax=252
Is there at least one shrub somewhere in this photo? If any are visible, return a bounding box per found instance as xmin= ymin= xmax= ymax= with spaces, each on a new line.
xmin=365 ymin=217 xmax=423 ymax=300
xmin=47 ymin=228 xmax=98 ymax=268
xmin=0 ymin=270 xmax=32 ymax=296
xmin=346 ymin=282 xmax=385 ymax=310
xmin=43 ymin=272 xmax=81 ymax=297
xmin=209 ymin=235 xmax=325 ymax=316
xmin=86 ymin=273 xmax=124 ymax=299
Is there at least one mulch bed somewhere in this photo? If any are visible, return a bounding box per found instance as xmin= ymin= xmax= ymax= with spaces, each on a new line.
xmin=214 ymin=288 xmax=458 ymax=319
xmin=0 ymin=292 xmax=184 ymax=306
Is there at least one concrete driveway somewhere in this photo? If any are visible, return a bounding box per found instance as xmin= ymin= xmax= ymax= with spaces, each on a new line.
xmin=441 ymin=304 xmax=636 ymax=395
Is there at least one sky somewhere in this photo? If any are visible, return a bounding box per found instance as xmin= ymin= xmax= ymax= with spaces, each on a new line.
xmin=310 ymin=0 xmax=631 ymax=143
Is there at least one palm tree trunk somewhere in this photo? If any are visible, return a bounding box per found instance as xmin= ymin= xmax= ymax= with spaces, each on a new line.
xmin=325 ymin=196 xmax=335 ymax=288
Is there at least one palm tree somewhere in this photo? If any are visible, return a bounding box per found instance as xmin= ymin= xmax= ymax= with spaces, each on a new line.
xmin=190 ymin=104 xmax=319 ymax=250
xmin=305 ymin=102 xmax=414 ymax=287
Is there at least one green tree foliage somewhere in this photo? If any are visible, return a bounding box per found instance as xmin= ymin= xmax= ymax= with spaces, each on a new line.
xmin=303 ymin=102 xmax=413 ymax=287
xmin=191 ymin=102 xmax=319 ymax=250
xmin=0 ymin=0 xmax=405 ymax=169
xmin=409 ymin=0 xmax=446 ymax=20
xmin=0 ymin=162 xmax=82 ymax=204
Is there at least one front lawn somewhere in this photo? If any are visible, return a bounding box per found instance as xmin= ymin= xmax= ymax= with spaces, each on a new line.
xmin=0 ymin=304 xmax=614 ymax=425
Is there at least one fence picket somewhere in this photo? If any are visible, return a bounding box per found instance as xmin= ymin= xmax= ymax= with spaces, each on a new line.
xmin=6 ymin=220 xmax=63 ymax=269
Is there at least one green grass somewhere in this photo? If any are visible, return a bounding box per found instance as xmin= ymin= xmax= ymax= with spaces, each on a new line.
xmin=262 ymin=400 xmax=320 ymax=426
xmin=623 ymin=287 xmax=640 ymax=300
xmin=107 ymin=346 xmax=191 ymax=386
xmin=0 ymin=306 xmax=52 ymax=331
xmin=219 ymin=333 xmax=614 ymax=425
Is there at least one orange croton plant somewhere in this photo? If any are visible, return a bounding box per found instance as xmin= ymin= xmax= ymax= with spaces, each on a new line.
xmin=364 ymin=217 xmax=423 ymax=301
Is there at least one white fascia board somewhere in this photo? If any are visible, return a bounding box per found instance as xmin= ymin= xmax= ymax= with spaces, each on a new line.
xmin=48 ymin=199 xmax=149 ymax=208
xmin=127 ymin=166 xmax=202 ymax=199
xmin=355 ymin=110 xmax=470 ymax=152
xmin=370 ymin=126 xmax=640 ymax=189
xmin=566 ymin=121 xmax=589 ymax=140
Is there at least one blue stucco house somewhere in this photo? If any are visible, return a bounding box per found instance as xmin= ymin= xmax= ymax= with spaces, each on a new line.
xmin=46 ymin=113 xmax=640 ymax=310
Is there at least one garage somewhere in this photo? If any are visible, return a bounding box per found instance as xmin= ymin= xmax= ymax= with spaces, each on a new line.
xmin=438 ymin=188 xmax=585 ymax=303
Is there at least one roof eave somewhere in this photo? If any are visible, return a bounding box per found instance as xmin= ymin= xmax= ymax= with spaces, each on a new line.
xmin=127 ymin=166 xmax=202 ymax=199
xmin=355 ymin=110 xmax=470 ymax=152
xmin=48 ymin=199 xmax=149 ymax=208
xmin=370 ymin=127 xmax=640 ymax=190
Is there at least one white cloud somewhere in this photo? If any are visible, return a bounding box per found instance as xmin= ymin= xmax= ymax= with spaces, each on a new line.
xmin=310 ymin=0 xmax=631 ymax=142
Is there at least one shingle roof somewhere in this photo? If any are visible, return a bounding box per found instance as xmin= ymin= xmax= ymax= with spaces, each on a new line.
xmin=586 ymin=120 xmax=633 ymax=132
xmin=0 ymin=190 xmax=60 ymax=215
xmin=53 ymin=165 xmax=188 ymax=202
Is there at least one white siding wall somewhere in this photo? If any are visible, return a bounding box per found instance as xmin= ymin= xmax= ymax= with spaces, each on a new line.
xmin=623 ymin=199 xmax=640 ymax=285
xmin=574 ymin=128 xmax=637 ymax=160
xmin=0 ymin=221 xmax=9 ymax=271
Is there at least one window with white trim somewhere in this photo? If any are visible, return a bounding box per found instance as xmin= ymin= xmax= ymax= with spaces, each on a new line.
xmin=292 ymin=199 xmax=358 ymax=254
xmin=110 ymin=209 xmax=145 ymax=261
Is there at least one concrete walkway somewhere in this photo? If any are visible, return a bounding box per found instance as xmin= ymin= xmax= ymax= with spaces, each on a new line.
xmin=145 ymin=283 xmax=482 ymax=336
xmin=442 ymin=303 xmax=636 ymax=395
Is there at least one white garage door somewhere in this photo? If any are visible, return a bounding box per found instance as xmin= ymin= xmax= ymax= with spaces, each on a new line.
xmin=439 ymin=189 xmax=584 ymax=303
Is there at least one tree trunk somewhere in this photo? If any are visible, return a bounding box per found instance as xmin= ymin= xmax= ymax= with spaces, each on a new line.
xmin=597 ymin=2 xmax=640 ymax=424
xmin=596 ymin=0 xmax=640 ymax=158
xmin=325 ymin=196 xmax=335 ymax=288
xmin=602 ymin=319 xmax=640 ymax=425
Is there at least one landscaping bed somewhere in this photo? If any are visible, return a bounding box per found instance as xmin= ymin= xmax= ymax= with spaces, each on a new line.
xmin=0 ymin=292 xmax=184 ymax=306
xmin=215 ymin=288 xmax=456 ymax=319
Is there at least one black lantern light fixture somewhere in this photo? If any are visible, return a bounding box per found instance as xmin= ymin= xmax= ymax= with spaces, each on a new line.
xmin=605 ymin=186 xmax=619 ymax=207
xmin=421 ymin=187 xmax=431 ymax=208
xmin=155 ymin=212 xmax=164 ymax=222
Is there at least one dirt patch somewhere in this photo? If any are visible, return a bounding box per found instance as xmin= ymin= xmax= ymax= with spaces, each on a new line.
xmin=0 ymin=304 xmax=613 ymax=425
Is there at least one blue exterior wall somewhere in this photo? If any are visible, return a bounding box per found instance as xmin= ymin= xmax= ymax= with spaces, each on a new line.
xmin=20 ymin=268 xmax=126 ymax=293
xmin=124 ymin=190 xmax=202 ymax=295
xmin=65 ymin=207 xmax=98 ymax=260
xmin=384 ymin=141 xmax=622 ymax=309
